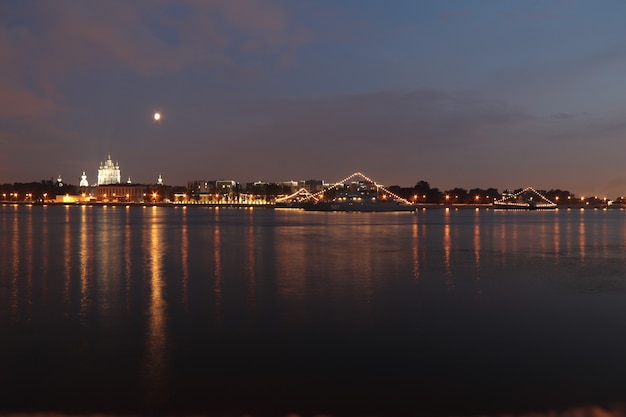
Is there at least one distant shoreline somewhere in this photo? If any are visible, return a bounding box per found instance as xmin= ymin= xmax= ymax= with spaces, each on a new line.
xmin=1 ymin=201 xmax=614 ymax=210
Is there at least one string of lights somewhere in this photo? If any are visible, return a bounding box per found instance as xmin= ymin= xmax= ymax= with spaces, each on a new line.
xmin=280 ymin=172 xmax=414 ymax=205
xmin=275 ymin=188 xmax=318 ymax=203
xmin=494 ymin=186 xmax=557 ymax=207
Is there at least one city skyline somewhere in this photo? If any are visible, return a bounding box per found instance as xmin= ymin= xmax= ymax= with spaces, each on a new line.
xmin=3 ymin=1 xmax=626 ymax=196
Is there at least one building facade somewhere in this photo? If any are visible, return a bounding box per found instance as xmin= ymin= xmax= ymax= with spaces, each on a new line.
xmin=98 ymin=155 xmax=121 ymax=185
xmin=96 ymin=184 xmax=147 ymax=202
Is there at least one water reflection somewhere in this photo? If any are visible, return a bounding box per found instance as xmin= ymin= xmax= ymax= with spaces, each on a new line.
xmin=24 ymin=207 xmax=33 ymax=311
xmin=124 ymin=206 xmax=132 ymax=312
xmin=64 ymin=206 xmax=72 ymax=305
xmin=180 ymin=208 xmax=189 ymax=310
xmin=473 ymin=215 xmax=481 ymax=277
xmin=443 ymin=222 xmax=453 ymax=290
xmin=553 ymin=218 xmax=560 ymax=265
xmin=411 ymin=222 xmax=420 ymax=281
xmin=213 ymin=209 xmax=222 ymax=312
xmin=245 ymin=209 xmax=256 ymax=306
xmin=79 ymin=206 xmax=90 ymax=319
xmin=96 ymin=206 xmax=110 ymax=312
xmin=41 ymin=206 xmax=49 ymax=297
xmin=579 ymin=214 xmax=586 ymax=263
xmin=275 ymin=220 xmax=307 ymax=302
xmin=4 ymin=206 xmax=626 ymax=416
xmin=144 ymin=209 xmax=167 ymax=403
xmin=11 ymin=206 xmax=19 ymax=316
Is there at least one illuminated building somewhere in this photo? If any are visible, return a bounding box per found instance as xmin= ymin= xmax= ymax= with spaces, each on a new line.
xmin=97 ymin=155 xmax=121 ymax=185
xmin=96 ymin=184 xmax=147 ymax=202
xmin=80 ymin=171 xmax=89 ymax=187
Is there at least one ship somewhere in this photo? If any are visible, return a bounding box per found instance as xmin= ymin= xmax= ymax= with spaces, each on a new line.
xmin=493 ymin=187 xmax=557 ymax=210
xmin=303 ymin=196 xmax=415 ymax=212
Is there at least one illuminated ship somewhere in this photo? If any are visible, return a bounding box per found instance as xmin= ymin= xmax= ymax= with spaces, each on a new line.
xmin=493 ymin=187 xmax=557 ymax=210
xmin=303 ymin=195 xmax=415 ymax=212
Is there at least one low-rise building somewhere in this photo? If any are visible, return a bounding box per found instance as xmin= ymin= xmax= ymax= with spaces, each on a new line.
xmin=96 ymin=184 xmax=147 ymax=202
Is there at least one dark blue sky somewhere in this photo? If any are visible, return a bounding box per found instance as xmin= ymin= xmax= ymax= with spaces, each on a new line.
xmin=2 ymin=0 xmax=626 ymax=196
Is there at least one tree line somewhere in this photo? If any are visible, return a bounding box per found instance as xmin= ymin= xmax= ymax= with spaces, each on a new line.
xmin=386 ymin=180 xmax=583 ymax=205
xmin=0 ymin=178 xmax=615 ymax=206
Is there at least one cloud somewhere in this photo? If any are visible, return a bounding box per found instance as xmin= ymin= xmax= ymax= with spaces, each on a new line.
xmin=0 ymin=0 xmax=311 ymax=121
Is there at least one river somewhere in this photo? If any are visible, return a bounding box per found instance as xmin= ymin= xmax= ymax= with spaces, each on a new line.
xmin=1 ymin=204 xmax=626 ymax=416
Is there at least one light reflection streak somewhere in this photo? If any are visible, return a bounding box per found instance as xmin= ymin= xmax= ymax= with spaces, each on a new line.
xmin=473 ymin=217 xmax=481 ymax=276
xmin=180 ymin=209 xmax=189 ymax=310
xmin=41 ymin=206 xmax=49 ymax=298
xmin=579 ymin=214 xmax=586 ymax=264
xmin=0 ymin=210 xmax=8 ymax=303
xmin=104 ymin=207 xmax=122 ymax=313
xmin=443 ymin=222 xmax=454 ymax=290
xmin=145 ymin=212 xmax=167 ymax=402
xmin=124 ymin=206 xmax=132 ymax=313
xmin=553 ymin=219 xmax=560 ymax=265
xmin=79 ymin=206 xmax=90 ymax=319
xmin=10 ymin=206 xmax=19 ymax=315
xmin=64 ymin=206 xmax=72 ymax=305
xmin=213 ymin=209 xmax=222 ymax=311
xmin=245 ymin=209 xmax=256 ymax=306
xmin=411 ymin=221 xmax=419 ymax=281
xmin=98 ymin=206 xmax=111 ymax=312
xmin=24 ymin=206 xmax=33 ymax=312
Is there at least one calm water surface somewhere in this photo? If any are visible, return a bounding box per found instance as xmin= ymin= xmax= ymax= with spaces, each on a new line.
xmin=2 ymin=204 xmax=626 ymax=416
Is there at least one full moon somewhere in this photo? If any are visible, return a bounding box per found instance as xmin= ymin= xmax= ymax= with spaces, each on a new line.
xmin=154 ymin=112 xmax=161 ymax=121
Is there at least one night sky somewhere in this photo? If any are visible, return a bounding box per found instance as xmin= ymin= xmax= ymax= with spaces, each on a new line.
xmin=3 ymin=1 xmax=626 ymax=196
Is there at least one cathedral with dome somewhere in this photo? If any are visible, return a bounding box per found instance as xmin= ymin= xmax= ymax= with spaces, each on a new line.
xmin=82 ymin=154 xmax=166 ymax=202
xmin=97 ymin=155 xmax=121 ymax=185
